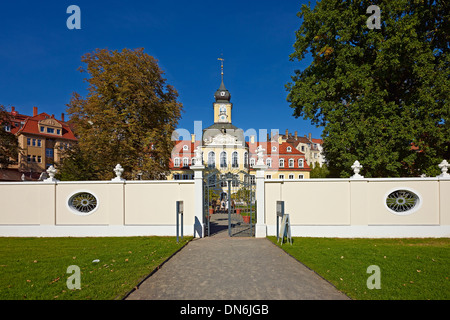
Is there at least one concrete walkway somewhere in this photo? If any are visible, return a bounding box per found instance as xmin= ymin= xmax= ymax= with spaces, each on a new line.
xmin=125 ymin=216 xmax=349 ymax=300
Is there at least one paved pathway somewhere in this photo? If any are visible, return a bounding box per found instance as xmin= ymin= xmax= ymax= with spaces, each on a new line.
xmin=125 ymin=214 xmax=349 ymax=300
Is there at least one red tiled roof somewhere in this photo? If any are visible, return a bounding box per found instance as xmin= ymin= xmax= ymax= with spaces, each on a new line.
xmin=13 ymin=112 xmax=77 ymax=141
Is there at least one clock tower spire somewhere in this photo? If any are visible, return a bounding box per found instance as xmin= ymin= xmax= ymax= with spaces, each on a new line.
xmin=214 ymin=58 xmax=232 ymax=123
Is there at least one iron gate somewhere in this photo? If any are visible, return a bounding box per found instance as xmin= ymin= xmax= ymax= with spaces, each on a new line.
xmin=203 ymin=169 xmax=256 ymax=237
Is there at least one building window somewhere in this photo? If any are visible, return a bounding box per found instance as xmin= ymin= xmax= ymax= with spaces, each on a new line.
xmin=32 ymin=139 xmax=36 ymax=146
xmin=37 ymin=139 xmax=41 ymax=147
xmin=272 ymin=146 xmax=277 ymax=152
xmin=47 ymin=128 xmax=54 ymax=134
xmin=220 ymin=151 xmax=227 ymax=168
xmin=208 ymin=151 xmax=215 ymax=168
xmin=298 ymin=159 xmax=304 ymax=168
xmin=27 ymin=155 xmax=31 ymax=162
xmin=289 ymin=174 xmax=294 ymax=179
xmin=250 ymin=158 xmax=255 ymax=167
xmin=182 ymin=174 xmax=189 ymax=180
xmin=57 ymin=129 xmax=61 ymax=135
xmin=289 ymin=158 xmax=294 ymax=168
xmin=191 ymin=158 xmax=196 ymax=166
xmin=4 ymin=125 xmax=10 ymax=132
xmin=45 ymin=148 xmax=54 ymax=158
xmin=232 ymin=151 xmax=238 ymax=168
xmin=266 ymin=174 xmax=271 ymax=179
xmin=287 ymin=146 xmax=292 ymax=152
xmin=250 ymin=175 xmax=256 ymax=185
xmin=174 ymin=157 xmax=180 ymax=167
xmin=173 ymin=174 xmax=180 ymax=180
xmin=32 ymin=155 xmax=36 ymax=162
xmin=183 ymin=145 xmax=188 ymax=151
xmin=301 ymin=145 xmax=305 ymax=152
xmin=244 ymin=152 xmax=248 ymax=168
xmin=279 ymin=158 xmax=284 ymax=168
xmin=183 ymin=157 xmax=189 ymax=167
xmin=266 ymin=158 xmax=272 ymax=167
xmin=27 ymin=138 xmax=31 ymax=146
xmin=298 ymin=174 xmax=304 ymax=179
xmin=37 ymin=156 xmax=42 ymax=163
xmin=279 ymin=174 xmax=284 ymax=180
xmin=40 ymin=126 xmax=45 ymax=132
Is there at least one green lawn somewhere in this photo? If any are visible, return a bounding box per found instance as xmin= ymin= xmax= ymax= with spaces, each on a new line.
xmin=269 ymin=237 xmax=450 ymax=300
xmin=0 ymin=236 xmax=191 ymax=300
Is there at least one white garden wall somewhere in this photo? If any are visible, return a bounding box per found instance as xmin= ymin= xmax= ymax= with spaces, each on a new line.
xmin=0 ymin=180 xmax=195 ymax=237
xmin=264 ymin=178 xmax=450 ymax=238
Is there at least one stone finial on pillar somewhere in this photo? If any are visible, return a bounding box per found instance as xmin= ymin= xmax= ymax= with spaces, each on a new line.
xmin=111 ymin=164 xmax=125 ymax=181
xmin=44 ymin=165 xmax=58 ymax=182
xmin=438 ymin=160 xmax=450 ymax=178
xmin=350 ymin=160 xmax=364 ymax=179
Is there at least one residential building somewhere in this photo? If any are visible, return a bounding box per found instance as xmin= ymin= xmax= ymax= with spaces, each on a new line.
xmin=1 ymin=106 xmax=77 ymax=180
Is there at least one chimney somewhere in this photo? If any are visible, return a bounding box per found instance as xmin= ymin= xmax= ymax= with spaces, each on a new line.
xmin=278 ymin=135 xmax=282 ymax=144
xmin=191 ymin=134 xmax=195 ymax=143
xmin=309 ymin=133 xmax=312 ymax=141
xmin=250 ymin=135 xmax=255 ymax=144
xmin=11 ymin=106 xmax=15 ymax=112
xmin=33 ymin=106 xmax=38 ymax=117
xmin=61 ymin=113 xmax=65 ymax=122
xmin=295 ymin=131 xmax=298 ymax=139
xmin=285 ymin=129 xmax=289 ymax=138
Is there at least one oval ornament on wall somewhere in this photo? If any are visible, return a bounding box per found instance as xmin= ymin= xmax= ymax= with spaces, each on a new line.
xmin=385 ymin=189 xmax=421 ymax=215
xmin=68 ymin=192 xmax=98 ymax=215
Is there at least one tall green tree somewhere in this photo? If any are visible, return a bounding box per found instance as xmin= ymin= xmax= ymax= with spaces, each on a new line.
xmin=61 ymin=48 xmax=183 ymax=180
xmin=287 ymin=0 xmax=449 ymax=177
xmin=0 ymin=105 xmax=20 ymax=169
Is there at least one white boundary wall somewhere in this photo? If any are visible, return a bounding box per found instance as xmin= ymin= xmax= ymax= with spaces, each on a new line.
xmin=264 ymin=178 xmax=450 ymax=238
xmin=0 ymin=174 xmax=449 ymax=238
xmin=0 ymin=180 xmax=195 ymax=237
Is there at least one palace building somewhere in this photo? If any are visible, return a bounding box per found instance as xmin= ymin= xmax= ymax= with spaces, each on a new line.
xmin=169 ymin=62 xmax=312 ymax=184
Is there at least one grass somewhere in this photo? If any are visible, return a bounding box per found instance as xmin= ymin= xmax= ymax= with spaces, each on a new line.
xmin=268 ymin=237 xmax=450 ymax=300
xmin=0 ymin=236 xmax=192 ymax=300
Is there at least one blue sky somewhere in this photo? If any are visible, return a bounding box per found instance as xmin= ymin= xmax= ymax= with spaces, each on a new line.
xmin=0 ymin=0 xmax=321 ymax=141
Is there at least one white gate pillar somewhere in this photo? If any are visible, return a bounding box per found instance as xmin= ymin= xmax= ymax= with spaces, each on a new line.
xmin=190 ymin=163 xmax=205 ymax=238
xmin=253 ymin=164 xmax=268 ymax=238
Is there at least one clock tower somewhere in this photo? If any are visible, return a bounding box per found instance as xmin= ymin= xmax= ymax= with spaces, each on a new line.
xmin=213 ymin=58 xmax=232 ymax=124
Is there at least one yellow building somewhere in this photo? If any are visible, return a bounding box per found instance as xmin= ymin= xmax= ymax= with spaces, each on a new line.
xmin=1 ymin=106 xmax=77 ymax=181
xmin=169 ymin=66 xmax=311 ymax=184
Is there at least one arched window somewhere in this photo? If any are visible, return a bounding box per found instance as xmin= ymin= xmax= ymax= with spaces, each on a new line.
xmin=244 ymin=152 xmax=249 ymax=168
xmin=250 ymin=158 xmax=256 ymax=167
xmin=232 ymin=151 xmax=239 ymax=168
xmin=208 ymin=151 xmax=215 ymax=168
xmin=279 ymin=158 xmax=284 ymax=168
xmin=289 ymin=158 xmax=294 ymax=168
xmin=298 ymin=159 xmax=304 ymax=168
xmin=183 ymin=157 xmax=189 ymax=167
xmin=272 ymin=146 xmax=277 ymax=152
xmin=174 ymin=157 xmax=180 ymax=167
xmin=220 ymin=151 xmax=227 ymax=168
xmin=287 ymin=146 xmax=292 ymax=152
xmin=266 ymin=157 xmax=272 ymax=167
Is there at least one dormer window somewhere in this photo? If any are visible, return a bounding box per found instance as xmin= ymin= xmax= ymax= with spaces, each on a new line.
xmin=287 ymin=146 xmax=292 ymax=152
xmin=40 ymin=126 xmax=44 ymax=132
xmin=272 ymin=146 xmax=277 ymax=152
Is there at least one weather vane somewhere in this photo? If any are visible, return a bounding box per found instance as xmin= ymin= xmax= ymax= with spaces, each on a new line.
xmin=218 ymin=57 xmax=224 ymax=81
